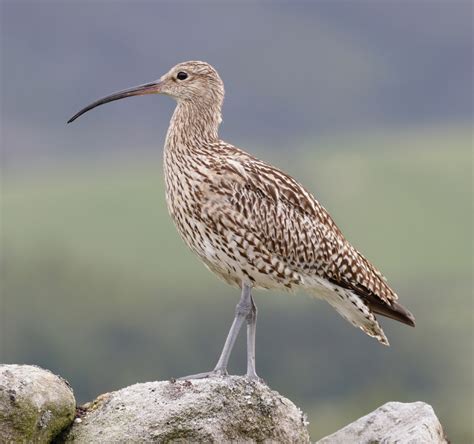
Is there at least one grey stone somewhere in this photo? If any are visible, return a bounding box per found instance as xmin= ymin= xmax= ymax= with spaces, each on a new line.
xmin=63 ymin=376 xmax=310 ymax=443
xmin=0 ymin=364 xmax=76 ymax=443
xmin=0 ymin=364 xmax=448 ymax=443
xmin=317 ymin=401 xmax=448 ymax=444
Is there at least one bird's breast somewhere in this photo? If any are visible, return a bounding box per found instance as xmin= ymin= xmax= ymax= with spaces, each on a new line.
xmin=162 ymin=144 xmax=306 ymax=290
xmin=163 ymin=145 xmax=217 ymax=255
xmin=163 ymin=145 xmax=275 ymax=288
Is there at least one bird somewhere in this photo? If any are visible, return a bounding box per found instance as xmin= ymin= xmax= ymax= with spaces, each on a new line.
xmin=68 ymin=61 xmax=415 ymax=381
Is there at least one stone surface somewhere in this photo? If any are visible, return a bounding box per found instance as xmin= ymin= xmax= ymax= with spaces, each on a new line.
xmin=317 ymin=401 xmax=448 ymax=444
xmin=0 ymin=364 xmax=76 ymax=443
xmin=63 ymin=376 xmax=310 ymax=443
xmin=0 ymin=364 xmax=448 ymax=443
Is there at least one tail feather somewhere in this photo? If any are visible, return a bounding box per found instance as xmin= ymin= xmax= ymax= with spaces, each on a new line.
xmin=365 ymin=295 xmax=416 ymax=327
xmin=324 ymin=276 xmax=416 ymax=328
xmin=317 ymin=288 xmax=390 ymax=346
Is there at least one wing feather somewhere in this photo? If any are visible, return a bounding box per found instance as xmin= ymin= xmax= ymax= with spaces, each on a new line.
xmin=201 ymin=146 xmax=398 ymax=307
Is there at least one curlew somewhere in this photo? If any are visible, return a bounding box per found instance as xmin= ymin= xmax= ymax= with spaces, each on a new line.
xmin=68 ymin=61 xmax=415 ymax=381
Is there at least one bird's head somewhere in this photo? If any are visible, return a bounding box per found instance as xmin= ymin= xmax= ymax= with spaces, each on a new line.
xmin=159 ymin=61 xmax=224 ymax=104
xmin=67 ymin=61 xmax=224 ymax=123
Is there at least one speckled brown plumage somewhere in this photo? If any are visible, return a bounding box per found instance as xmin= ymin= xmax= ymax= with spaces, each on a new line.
xmin=68 ymin=60 xmax=415 ymax=355
xmin=161 ymin=61 xmax=414 ymax=346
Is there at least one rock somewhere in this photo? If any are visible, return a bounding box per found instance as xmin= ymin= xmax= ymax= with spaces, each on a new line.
xmin=63 ymin=376 xmax=310 ymax=443
xmin=317 ymin=401 xmax=448 ymax=444
xmin=0 ymin=364 xmax=448 ymax=443
xmin=0 ymin=364 xmax=76 ymax=443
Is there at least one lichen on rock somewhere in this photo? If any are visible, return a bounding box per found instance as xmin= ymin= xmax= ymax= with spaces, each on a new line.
xmin=0 ymin=364 xmax=76 ymax=443
xmin=62 ymin=376 xmax=310 ymax=443
xmin=0 ymin=364 xmax=449 ymax=443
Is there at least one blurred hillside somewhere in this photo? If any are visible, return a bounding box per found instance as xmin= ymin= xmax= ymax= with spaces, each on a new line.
xmin=1 ymin=1 xmax=472 ymax=172
xmin=2 ymin=127 xmax=472 ymax=442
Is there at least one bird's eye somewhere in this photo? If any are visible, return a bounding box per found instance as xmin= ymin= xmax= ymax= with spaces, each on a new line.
xmin=177 ymin=71 xmax=188 ymax=81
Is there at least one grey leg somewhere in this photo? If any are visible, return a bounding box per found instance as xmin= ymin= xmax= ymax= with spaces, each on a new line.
xmin=246 ymin=294 xmax=260 ymax=380
xmin=179 ymin=284 xmax=253 ymax=380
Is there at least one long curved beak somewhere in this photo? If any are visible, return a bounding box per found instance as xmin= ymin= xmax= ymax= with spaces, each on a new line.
xmin=67 ymin=80 xmax=162 ymax=123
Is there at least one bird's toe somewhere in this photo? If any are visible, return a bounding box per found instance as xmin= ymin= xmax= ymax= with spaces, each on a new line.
xmin=245 ymin=372 xmax=265 ymax=384
xmin=178 ymin=368 xmax=228 ymax=381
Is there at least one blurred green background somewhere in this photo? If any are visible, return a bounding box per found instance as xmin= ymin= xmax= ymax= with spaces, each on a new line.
xmin=1 ymin=1 xmax=472 ymax=442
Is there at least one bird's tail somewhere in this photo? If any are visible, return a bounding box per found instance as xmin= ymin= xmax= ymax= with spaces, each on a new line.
xmin=312 ymin=287 xmax=390 ymax=346
xmin=364 ymin=295 xmax=416 ymax=327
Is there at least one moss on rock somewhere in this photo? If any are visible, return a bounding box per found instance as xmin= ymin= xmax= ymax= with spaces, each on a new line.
xmin=0 ymin=365 xmax=76 ymax=442
xmin=62 ymin=376 xmax=309 ymax=443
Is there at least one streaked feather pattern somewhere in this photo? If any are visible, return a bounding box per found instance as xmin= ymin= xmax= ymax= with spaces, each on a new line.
xmin=163 ymin=61 xmax=414 ymax=345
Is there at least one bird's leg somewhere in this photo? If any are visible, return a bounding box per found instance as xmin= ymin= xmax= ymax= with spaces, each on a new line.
xmin=179 ymin=284 xmax=252 ymax=380
xmin=245 ymin=294 xmax=261 ymax=381
xmin=212 ymin=284 xmax=252 ymax=373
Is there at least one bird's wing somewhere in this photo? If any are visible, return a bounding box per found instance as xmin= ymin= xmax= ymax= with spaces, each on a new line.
xmin=201 ymin=146 xmax=398 ymax=306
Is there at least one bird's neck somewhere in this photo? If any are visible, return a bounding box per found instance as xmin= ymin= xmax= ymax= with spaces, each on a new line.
xmin=165 ymin=100 xmax=222 ymax=149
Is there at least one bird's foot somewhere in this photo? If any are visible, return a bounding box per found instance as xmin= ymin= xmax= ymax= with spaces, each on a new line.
xmin=245 ymin=371 xmax=265 ymax=384
xmin=178 ymin=367 xmax=228 ymax=381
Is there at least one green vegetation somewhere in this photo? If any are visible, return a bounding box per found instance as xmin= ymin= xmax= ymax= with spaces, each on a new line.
xmin=2 ymin=127 xmax=472 ymax=442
